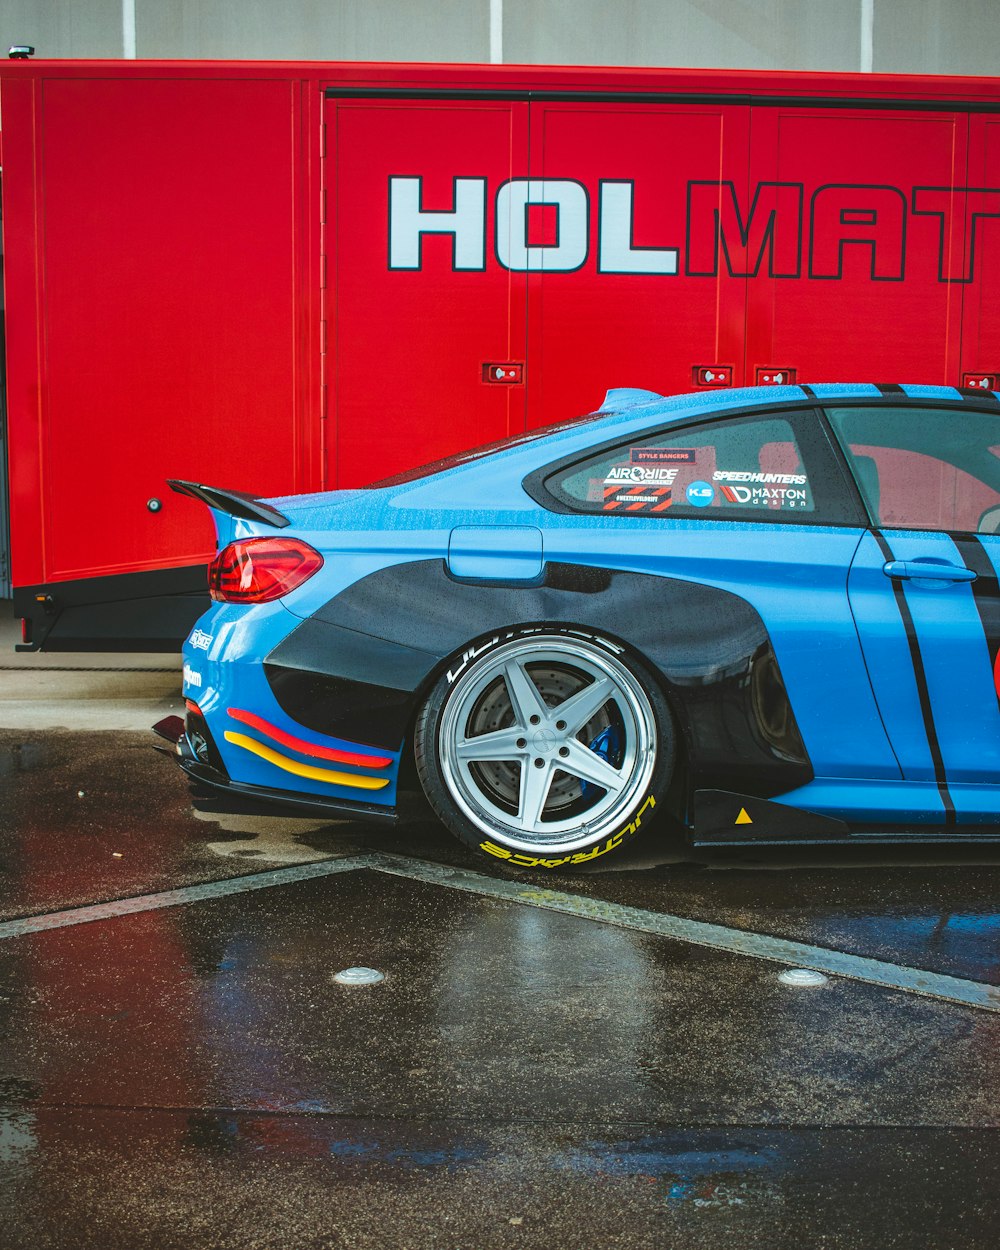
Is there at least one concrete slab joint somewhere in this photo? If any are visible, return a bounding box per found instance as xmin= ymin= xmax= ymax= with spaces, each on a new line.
xmin=1 ymin=851 xmax=997 ymax=1015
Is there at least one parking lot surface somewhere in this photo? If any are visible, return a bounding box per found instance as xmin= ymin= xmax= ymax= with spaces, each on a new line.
xmin=1 ymin=727 xmax=999 ymax=1248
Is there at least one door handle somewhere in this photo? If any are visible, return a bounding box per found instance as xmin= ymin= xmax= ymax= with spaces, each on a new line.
xmin=882 ymin=559 xmax=977 ymax=583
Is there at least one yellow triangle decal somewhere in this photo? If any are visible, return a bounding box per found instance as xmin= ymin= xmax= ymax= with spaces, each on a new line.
xmin=735 ymin=808 xmax=753 ymax=825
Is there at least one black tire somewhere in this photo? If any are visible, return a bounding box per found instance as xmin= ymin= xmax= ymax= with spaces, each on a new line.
xmin=414 ymin=627 xmax=675 ymax=869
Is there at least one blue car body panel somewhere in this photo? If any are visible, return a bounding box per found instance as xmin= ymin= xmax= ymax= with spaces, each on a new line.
xmin=174 ymin=382 xmax=1000 ymax=838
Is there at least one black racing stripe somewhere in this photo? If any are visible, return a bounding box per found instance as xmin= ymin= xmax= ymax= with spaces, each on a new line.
xmin=875 ymin=383 xmax=905 ymax=396
xmin=958 ymin=387 xmax=1000 ymax=404
xmin=872 ymin=531 xmax=956 ymax=824
xmin=953 ymin=536 xmax=1000 ymax=710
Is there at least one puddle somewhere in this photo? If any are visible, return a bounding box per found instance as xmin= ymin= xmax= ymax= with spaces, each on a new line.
xmin=191 ymin=807 xmax=362 ymax=863
xmin=0 ymin=742 xmax=50 ymax=777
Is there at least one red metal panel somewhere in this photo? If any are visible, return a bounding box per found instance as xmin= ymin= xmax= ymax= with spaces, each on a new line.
xmin=4 ymin=58 xmax=1000 ymax=608
xmin=524 ymin=102 xmax=750 ymax=426
xmin=0 ymin=76 xmax=46 ymax=588
xmin=745 ymin=107 xmax=968 ymax=384
xmin=5 ymin=59 xmax=1000 ymax=108
xmin=959 ymin=115 xmax=1000 ymax=384
xmin=15 ymin=75 xmax=313 ymax=584
xmin=325 ymin=97 xmax=528 ymax=486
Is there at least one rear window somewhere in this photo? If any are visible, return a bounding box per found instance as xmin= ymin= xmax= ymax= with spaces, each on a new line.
xmin=547 ymin=416 xmax=817 ymax=517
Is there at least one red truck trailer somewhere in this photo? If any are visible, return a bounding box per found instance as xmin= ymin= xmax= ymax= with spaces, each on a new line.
xmin=2 ymin=58 xmax=999 ymax=649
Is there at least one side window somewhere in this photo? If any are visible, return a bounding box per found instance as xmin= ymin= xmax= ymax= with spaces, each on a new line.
xmin=544 ymin=412 xmax=853 ymax=523
xmin=825 ymin=406 xmax=1000 ymax=534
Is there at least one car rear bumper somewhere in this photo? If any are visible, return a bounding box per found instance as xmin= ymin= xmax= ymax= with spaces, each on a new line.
xmin=152 ymin=714 xmax=400 ymax=825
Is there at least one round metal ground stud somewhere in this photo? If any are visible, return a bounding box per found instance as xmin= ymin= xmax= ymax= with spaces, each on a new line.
xmin=333 ymin=966 xmax=385 ymax=986
xmin=778 ymin=967 xmax=829 ymax=987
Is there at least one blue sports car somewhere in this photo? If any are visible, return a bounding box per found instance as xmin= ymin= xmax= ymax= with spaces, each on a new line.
xmin=156 ymin=383 xmax=1000 ymax=869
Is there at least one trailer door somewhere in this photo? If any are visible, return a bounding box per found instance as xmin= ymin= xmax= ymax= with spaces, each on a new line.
xmin=0 ymin=183 xmax=8 ymax=599
xmin=745 ymin=108 xmax=968 ymax=385
xmin=525 ymin=101 xmax=750 ymax=427
xmin=5 ymin=76 xmax=309 ymax=620
xmin=325 ymin=96 xmax=529 ymax=487
xmin=959 ymin=115 xmax=1000 ymax=387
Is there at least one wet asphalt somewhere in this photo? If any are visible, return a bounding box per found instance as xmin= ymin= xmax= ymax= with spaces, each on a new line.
xmin=1 ymin=728 xmax=1000 ymax=1248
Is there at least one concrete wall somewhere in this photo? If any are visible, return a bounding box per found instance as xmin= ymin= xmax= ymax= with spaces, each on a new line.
xmin=0 ymin=0 xmax=998 ymax=75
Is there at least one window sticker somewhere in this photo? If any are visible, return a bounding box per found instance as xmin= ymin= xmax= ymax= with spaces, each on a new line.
xmin=685 ymin=480 xmax=715 ymax=507
xmin=713 ymin=468 xmax=810 ymax=509
xmin=563 ymin=422 xmax=817 ymax=516
xmin=601 ymin=454 xmax=679 ymax=511
xmin=630 ymin=447 xmax=697 ymax=465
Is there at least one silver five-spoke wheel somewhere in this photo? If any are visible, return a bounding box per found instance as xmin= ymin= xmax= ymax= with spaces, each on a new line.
xmin=429 ymin=634 xmax=662 ymax=856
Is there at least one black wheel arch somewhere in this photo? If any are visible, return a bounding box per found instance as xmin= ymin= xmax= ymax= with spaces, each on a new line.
xmin=263 ymin=559 xmax=813 ymax=807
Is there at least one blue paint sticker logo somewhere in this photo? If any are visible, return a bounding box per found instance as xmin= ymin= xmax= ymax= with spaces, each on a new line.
xmin=686 ymin=481 xmax=714 ymax=507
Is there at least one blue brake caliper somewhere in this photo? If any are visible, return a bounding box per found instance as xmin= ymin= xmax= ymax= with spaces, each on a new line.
xmin=580 ymin=724 xmax=622 ymax=799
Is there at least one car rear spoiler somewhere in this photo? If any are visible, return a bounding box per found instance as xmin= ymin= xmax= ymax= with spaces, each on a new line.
xmin=167 ymin=480 xmax=290 ymax=528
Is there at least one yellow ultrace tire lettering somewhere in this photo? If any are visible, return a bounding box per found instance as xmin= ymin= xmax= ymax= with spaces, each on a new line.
xmin=480 ymin=841 xmax=513 ymax=860
xmin=477 ymin=794 xmax=656 ymax=868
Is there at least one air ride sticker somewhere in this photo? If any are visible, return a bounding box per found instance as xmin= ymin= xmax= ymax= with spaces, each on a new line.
xmin=602 ymin=460 xmax=679 ymax=511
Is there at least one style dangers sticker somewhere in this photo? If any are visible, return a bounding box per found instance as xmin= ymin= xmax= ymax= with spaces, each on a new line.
xmin=630 ymin=447 xmax=696 ymax=465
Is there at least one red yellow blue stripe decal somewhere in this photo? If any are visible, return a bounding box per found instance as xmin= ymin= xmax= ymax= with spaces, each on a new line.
xmin=226 ymin=707 xmax=391 ymax=768
xmin=223 ymin=731 xmax=391 ymax=790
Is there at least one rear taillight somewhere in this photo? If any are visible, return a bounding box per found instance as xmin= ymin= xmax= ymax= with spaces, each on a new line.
xmin=208 ymin=537 xmax=323 ymax=603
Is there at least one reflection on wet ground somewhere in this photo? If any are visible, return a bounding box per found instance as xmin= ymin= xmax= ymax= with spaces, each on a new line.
xmin=1 ymin=730 xmax=999 ymax=1247
xmin=6 ymin=870 xmax=999 ymax=1123
xmin=3 ymin=730 xmax=1000 ymax=984
xmin=3 ymin=1112 xmax=998 ymax=1250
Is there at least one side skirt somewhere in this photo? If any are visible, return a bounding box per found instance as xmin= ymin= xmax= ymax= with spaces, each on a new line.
xmin=692 ymin=788 xmax=1000 ymax=844
xmin=692 ymin=789 xmax=851 ymax=843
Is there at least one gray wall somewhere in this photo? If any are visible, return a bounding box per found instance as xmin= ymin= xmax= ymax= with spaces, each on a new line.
xmin=0 ymin=0 xmax=998 ymax=74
